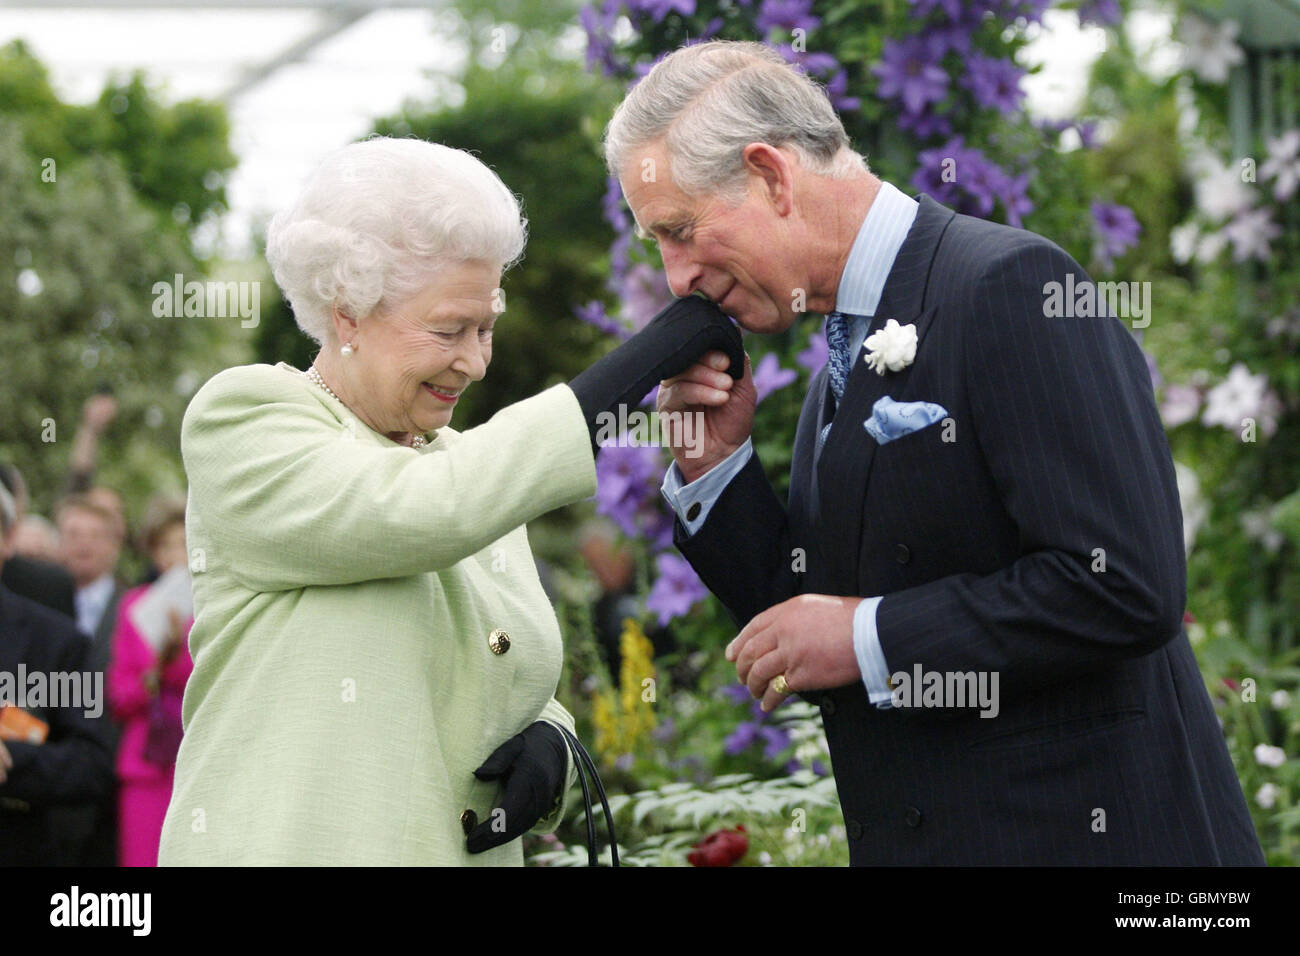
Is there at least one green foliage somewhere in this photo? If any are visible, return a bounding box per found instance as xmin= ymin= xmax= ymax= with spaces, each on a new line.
xmin=0 ymin=40 xmax=238 ymax=523
xmin=1190 ymin=619 xmax=1300 ymax=865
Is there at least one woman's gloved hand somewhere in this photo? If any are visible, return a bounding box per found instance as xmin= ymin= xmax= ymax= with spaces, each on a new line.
xmin=465 ymin=721 xmax=568 ymax=854
xmin=568 ymin=294 xmax=744 ymax=450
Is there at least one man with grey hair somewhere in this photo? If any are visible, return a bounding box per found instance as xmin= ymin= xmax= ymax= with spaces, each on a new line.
xmin=610 ymin=40 xmax=1262 ymax=865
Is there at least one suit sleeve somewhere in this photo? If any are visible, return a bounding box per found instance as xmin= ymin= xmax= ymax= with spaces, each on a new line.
xmin=674 ymin=451 xmax=802 ymax=628
xmin=875 ymin=241 xmax=1186 ymax=700
xmin=181 ymin=367 xmax=597 ymax=591
xmin=0 ymin=629 xmax=113 ymax=806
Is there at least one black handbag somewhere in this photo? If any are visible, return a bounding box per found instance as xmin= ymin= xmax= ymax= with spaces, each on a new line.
xmin=554 ymin=724 xmax=619 ymax=867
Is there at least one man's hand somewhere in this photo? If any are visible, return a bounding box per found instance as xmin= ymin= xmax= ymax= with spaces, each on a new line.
xmin=0 ymin=740 xmax=11 ymax=787
xmin=726 ymin=594 xmax=862 ymax=712
xmin=658 ymin=351 xmax=757 ymax=483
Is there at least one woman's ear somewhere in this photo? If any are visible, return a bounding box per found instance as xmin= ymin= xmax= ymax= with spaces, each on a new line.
xmin=330 ymin=305 xmax=360 ymax=347
xmin=741 ymin=143 xmax=794 ymax=217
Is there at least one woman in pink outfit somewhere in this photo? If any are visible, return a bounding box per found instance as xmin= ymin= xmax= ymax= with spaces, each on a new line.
xmin=107 ymin=496 xmax=194 ymax=867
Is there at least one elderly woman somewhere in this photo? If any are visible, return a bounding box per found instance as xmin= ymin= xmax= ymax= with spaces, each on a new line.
xmin=157 ymin=137 xmax=740 ymax=865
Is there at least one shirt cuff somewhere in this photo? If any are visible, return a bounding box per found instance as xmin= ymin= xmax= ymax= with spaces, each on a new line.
xmin=852 ymin=596 xmax=894 ymax=709
xmin=659 ymin=438 xmax=753 ymax=536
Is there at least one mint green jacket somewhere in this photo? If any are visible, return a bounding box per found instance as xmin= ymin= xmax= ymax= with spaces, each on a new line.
xmin=158 ymin=363 xmax=597 ymax=865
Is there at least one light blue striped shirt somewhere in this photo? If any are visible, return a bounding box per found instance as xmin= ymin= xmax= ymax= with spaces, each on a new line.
xmin=661 ymin=180 xmax=918 ymax=708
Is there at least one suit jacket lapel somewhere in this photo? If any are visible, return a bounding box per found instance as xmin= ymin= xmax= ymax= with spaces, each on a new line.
xmin=813 ymin=194 xmax=956 ymax=592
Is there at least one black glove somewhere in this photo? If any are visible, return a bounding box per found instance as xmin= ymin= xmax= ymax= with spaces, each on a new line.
xmin=465 ymin=721 xmax=568 ymax=854
xmin=568 ymin=294 xmax=744 ymax=450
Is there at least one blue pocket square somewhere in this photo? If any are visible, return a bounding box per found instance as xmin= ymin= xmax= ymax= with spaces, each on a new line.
xmin=864 ymin=396 xmax=949 ymax=445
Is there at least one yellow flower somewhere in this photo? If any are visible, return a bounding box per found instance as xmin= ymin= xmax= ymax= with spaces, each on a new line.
xmin=590 ymin=619 xmax=658 ymax=766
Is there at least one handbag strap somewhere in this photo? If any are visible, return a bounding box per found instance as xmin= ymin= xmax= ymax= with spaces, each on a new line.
xmin=566 ymin=728 xmax=598 ymax=866
xmin=556 ymin=725 xmax=619 ymax=867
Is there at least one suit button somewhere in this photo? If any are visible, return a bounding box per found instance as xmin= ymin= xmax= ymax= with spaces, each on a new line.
xmin=846 ymin=819 xmax=863 ymax=840
xmin=895 ymin=543 xmax=911 ymax=564
xmin=460 ymin=809 xmax=477 ymax=834
xmin=488 ymin=628 xmax=510 ymax=655
xmin=905 ymin=806 xmax=922 ymax=828
xmin=820 ymin=696 xmax=836 ymax=716
xmin=686 ymin=502 xmax=701 ymax=522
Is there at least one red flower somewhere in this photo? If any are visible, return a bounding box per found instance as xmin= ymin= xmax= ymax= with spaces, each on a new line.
xmin=687 ymin=825 xmax=748 ymax=867
xmin=1223 ymin=678 xmax=1239 ymax=691
xmin=1183 ymin=610 xmax=1196 ymax=625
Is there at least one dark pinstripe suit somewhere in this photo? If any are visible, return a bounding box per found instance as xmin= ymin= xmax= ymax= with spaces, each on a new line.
xmin=677 ymin=195 xmax=1265 ymax=865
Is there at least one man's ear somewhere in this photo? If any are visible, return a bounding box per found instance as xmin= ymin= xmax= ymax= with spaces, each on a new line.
xmin=741 ymin=143 xmax=794 ymax=216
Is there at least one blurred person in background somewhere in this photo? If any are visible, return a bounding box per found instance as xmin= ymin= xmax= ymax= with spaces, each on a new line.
xmin=55 ymin=494 xmax=125 ymax=656
xmin=11 ymin=515 xmax=62 ymax=566
xmin=0 ymin=482 xmax=114 ymax=866
xmin=158 ymin=136 xmax=740 ymax=865
xmin=51 ymin=493 xmax=125 ymax=866
xmin=0 ymin=462 xmax=76 ymax=620
xmin=108 ymin=495 xmax=194 ymax=867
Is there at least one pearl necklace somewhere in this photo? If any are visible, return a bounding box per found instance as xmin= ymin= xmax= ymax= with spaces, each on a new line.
xmin=304 ymin=365 xmax=427 ymax=448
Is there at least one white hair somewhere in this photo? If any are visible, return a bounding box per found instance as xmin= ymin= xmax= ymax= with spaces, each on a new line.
xmin=604 ymin=40 xmax=867 ymax=203
xmin=266 ymin=137 xmax=528 ymax=345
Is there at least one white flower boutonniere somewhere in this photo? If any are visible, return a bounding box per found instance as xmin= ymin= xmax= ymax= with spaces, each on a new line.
xmin=862 ymin=319 xmax=918 ymax=375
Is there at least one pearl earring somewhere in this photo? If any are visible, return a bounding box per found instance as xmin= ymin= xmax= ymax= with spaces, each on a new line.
xmin=341 ymin=342 xmax=355 ymax=356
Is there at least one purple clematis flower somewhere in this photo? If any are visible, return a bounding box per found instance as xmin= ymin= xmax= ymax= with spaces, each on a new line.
xmin=1001 ymin=171 xmax=1034 ymax=228
xmin=1091 ymin=201 xmax=1141 ymax=270
xmin=1075 ymin=121 xmax=1099 ymax=149
xmin=774 ymin=44 xmax=840 ymax=76
xmin=627 ymin=0 xmax=695 ymax=22
xmin=908 ymin=0 xmax=964 ymax=18
xmin=602 ymin=174 xmax=629 ymax=233
xmin=873 ymin=35 xmax=950 ymax=115
xmin=823 ymin=69 xmax=861 ymax=112
xmin=962 ymin=54 xmax=1026 ymax=114
xmin=796 ymin=330 xmax=829 ymax=378
xmin=899 ymin=106 xmax=954 ymax=139
xmin=913 ymin=138 xmax=1029 ymax=226
xmin=579 ymin=2 xmax=625 ymax=77
xmin=646 ymin=552 xmax=709 ymax=625
xmin=575 ymin=300 xmax=628 ymax=340
xmin=594 ymin=443 xmax=664 ymax=537
xmin=759 ymin=725 xmax=792 ymax=760
xmin=756 ymin=0 xmax=821 ymax=35
xmin=724 ymin=721 xmax=760 ymax=755
xmin=620 ymin=262 xmax=674 ymax=332
xmin=752 ymin=352 xmax=798 ymax=403
xmin=928 ymin=24 xmax=974 ymax=56
xmin=720 ymin=682 xmax=754 ymax=706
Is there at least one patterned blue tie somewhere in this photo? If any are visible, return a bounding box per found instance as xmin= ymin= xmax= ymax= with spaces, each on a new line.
xmin=819 ymin=311 xmax=856 ymax=453
xmin=824 ymin=310 xmax=853 ymax=405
